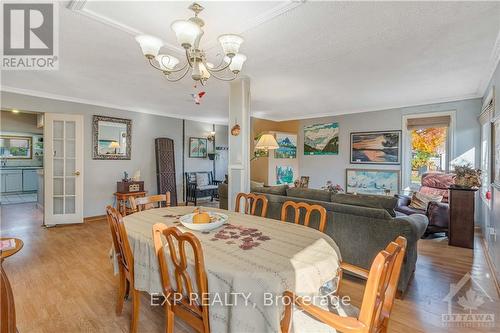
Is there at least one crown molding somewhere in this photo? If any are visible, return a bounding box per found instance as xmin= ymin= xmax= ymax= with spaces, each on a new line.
xmin=66 ymin=0 xmax=306 ymax=54
xmin=477 ymin=27 xmax=500 ymax=97
xmin=239 ymin=0 xmax=305 ymax=33
xmin=0 ymin=86 xmax=228 ymax=125
xmin=66 ymin=1 xmax=184 ymax=55
xmin=255 ymin=93 xmax=481 ymax=122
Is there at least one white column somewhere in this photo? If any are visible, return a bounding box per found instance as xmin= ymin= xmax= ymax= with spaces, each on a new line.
xmin=228 ymin=77 xmax=251 ymax=210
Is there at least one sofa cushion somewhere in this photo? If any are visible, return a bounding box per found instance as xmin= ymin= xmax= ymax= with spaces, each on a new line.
xmin=395 ymin=205 xmax=425 ymax=216
xmin=409 ymin=192 xmax=443 ymax=210
xmin=253 ymin=185 xmax=288 ymax=196
xmin=195 ymin=173 xmax=209 ymax=187
xmin=331 ymin=193 xmax=398 ymax=217
xmin=286 ymin=187 xmax=331 ymax=202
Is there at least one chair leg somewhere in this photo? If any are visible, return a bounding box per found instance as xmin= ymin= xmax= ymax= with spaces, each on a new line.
xmin=130 ymin=289 xmax=140 ymax=333
xmin=165 ymin=305 xmax=175 ymax=333
xmin=116 ymin=271 xmax=126 ymax=315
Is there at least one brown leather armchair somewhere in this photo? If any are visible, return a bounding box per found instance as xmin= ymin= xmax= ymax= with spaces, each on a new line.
xmin=395 ymin=172 xmax=455 ymax=236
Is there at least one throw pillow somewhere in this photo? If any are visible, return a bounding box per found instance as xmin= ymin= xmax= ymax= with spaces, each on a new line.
xmin=409 ymin=192 xmax=443 ymax=210
xmin=196 ymin=173 xmax=210 ymax=187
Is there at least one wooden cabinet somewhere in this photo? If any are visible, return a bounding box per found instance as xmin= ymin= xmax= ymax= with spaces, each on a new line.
xmin=449 ymin=187 xmax=477 ymax=249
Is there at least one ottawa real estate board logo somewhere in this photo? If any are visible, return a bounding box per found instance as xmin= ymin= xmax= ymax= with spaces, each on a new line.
xmin=2 ymin=2 xmax=59 ymax=70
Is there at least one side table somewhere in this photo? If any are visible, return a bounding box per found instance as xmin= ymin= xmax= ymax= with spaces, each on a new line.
xmin=114 ymin=191 xmax=147 ymax=216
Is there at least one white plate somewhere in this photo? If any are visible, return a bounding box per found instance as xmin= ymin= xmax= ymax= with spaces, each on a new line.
xmin=179 ymin=212 xmax=228 ymax=231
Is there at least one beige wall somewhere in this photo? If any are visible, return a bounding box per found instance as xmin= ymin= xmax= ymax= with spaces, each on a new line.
xmin=0 ymin=111 xmax=42 ymax=134
xmin=250 ymin=118 xmax=300 ymax=185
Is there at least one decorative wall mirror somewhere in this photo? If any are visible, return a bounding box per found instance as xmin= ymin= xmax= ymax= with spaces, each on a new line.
xmin=92 ymin=115 xmax=131 ymax=160
xmin=0 ymin=135 xmax=32 ymax=159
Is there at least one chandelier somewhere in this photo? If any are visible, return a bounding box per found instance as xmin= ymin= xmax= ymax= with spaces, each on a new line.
xmin=135 ymin=2 xmax=246 ymax=85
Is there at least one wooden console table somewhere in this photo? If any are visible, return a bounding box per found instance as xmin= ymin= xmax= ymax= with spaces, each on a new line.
xmin=448 ymin=187 xmax=477 ymax=249
xmin=114 ymin=191 xmax=147 ymax=216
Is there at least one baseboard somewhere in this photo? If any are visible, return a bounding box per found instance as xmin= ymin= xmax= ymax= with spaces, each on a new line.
xmin=479 ymin=235 xmax=500 ymax=298
xmin=83 ymin=215 xmax=106 ymax=223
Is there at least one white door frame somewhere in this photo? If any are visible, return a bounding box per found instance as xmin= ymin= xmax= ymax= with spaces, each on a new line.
xmin=401 ymin=110 xmax=456 ymax=190
xmin=44 ymin=113 xmax=84 ymax=225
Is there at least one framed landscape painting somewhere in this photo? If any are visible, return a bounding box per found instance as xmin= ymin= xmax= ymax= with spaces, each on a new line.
xmin=304 ymin=122 xmax=339 ymax=155
xmin=346 ymin=169 xmax=400 ymax=196
xmin=276 ymin=166 xmax=294 ymax=185
xmin=189 ymin=137 xmax=207 ymax=158
xmin=275 ymin=133 xmax=297 ymax=159
xmin=350 ymin=130 xmax=401 ymax=164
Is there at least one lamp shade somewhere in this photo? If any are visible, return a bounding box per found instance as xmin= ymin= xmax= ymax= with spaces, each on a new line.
xmin=228 ymin=54 xmax=246 ymax=73
xmin=109 ymin=141 xmax=120 ymax=149
xmin=255 ymin=134 xmax=279 ymax=150
xmin=171 ymin=20 xmax=202 ymax=49
xmin=156 ymin=54 xmax=180 ymax=71
xmin=218 ymin=34 xmax=243 ymax=57
xmin=135 ymin=35 xmax=163 ymax=58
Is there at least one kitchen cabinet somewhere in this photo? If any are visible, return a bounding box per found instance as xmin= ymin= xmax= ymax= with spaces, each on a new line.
xmin=3 ymin=170 xmax=22 ymax=192
xmin=0 ymin=168 xmax=41 ymax=193
xmin=22 ymin=169 xmax=38 ymax=191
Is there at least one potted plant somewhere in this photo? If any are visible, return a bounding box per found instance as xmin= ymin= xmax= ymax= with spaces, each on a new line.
xmin=453 ymin=163 xmax=481 ymax=189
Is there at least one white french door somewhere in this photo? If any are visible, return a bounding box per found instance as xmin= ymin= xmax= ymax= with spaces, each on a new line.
xmin=44 ymin=113 xmax=84 ymax=225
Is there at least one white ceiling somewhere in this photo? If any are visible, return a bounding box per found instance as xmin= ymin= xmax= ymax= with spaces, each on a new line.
xmin=2 ymin=1 xmax=500 ymax=123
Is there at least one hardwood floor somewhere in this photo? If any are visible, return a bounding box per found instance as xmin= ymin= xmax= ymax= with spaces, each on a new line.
xmin=1 ymin=202 xmax=498 ymax=332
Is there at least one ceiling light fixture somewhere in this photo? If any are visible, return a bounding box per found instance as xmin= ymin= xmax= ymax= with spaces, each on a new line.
xmin=135 ymin=2 xmax=247 ymax=85
xmin=11 ymin=109 xmax=19 ymax=114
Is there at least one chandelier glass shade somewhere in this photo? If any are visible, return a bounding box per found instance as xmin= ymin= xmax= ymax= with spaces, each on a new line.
xmin=135 ymin=2 xmax=246 ymax=85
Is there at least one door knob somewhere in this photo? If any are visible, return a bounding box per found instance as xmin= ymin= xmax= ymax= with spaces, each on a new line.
xmin=75 ymin=171 xmax=81 ymax=176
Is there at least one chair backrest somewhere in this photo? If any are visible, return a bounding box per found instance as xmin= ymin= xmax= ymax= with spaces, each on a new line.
xmin=280 ymin=201 xmax=327 ymax=232
xmin=130 ymin=193 xmax=171 ymax=212
xmin=0 ymin=265 xmax=16 ymax=333
xmin=185 ymin=172 xmax=213 ymax=185
xmin=358 ymin=239 xmax=402 ymax=333
xmin=380 ymin=236 xmax=407 ymax=331
xmin=152 ymin=224 xmax=210 ymax=330
xmin=235 ymin=192 xmax=268 ymax=217
xmin=106 ymin=206 xmax=134 ymax=279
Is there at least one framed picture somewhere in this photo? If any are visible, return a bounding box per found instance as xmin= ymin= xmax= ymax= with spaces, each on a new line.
xmin=0 ymin=135 xmax=32 ymax=159
xmin=276 ymin=166 xmax=294 ymax=185
xmin=189 ymin=137 xmax=208 ymax=158
xmin=299 ymin=176 xmax=310 ymax=188
xmin=304 ymin=122 xmax=339 ymax=155
xmin=275 ymin=133 xmax=297 ymax=159
xmin=350 ymin=130 xmax=401 ymax=164
xmin=346 ymin=169 xmax=400 ymax=196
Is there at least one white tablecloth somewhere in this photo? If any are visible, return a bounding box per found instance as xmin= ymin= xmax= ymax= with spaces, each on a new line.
xmin=119 ymin=206 xmax=341 ymax=333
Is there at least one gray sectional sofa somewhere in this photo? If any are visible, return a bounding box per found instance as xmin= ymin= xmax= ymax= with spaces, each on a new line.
xmin=249 ymin=186 xmax=428 ymax=293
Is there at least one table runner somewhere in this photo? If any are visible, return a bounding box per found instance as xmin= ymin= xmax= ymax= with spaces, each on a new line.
xmin=120 ymin=206 xmax=341 ymax=333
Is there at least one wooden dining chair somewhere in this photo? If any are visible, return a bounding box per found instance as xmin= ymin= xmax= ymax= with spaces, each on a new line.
xmin=1 ymin=264 xmax=16 ymax=333
xmin=336 ymin=236 xmax=407 ymax=332
xmin=280 ymin=201 xmax=327 ymax=233
xmin=280 ymin=237 xmax=404 ymax=333
xmin=130 ymin=193 xmax=171 ymax=212
xmin=235 ymin=192 xmax=268 ymax=217
xmin=152 ymin=224 xmax=210 ymax=333
xmin=106 ymin=206 xmax=140 ymax=333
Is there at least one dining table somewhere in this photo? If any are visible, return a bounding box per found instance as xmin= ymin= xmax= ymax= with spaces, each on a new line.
xmin=119 ymin=206 xmax=341 ymax=333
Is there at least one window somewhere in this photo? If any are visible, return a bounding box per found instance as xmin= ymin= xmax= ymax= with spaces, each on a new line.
xmin=403 ymin=114 xmax=453 ymax=191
